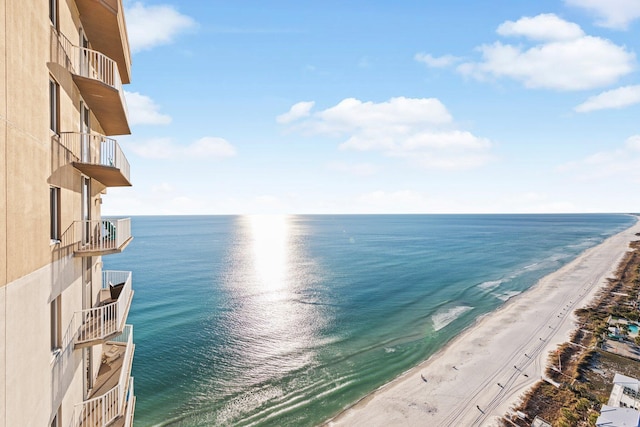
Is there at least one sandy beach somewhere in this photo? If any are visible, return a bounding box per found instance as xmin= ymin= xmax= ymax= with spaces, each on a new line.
xmin=328 ymin=218 xmax=640 ymax=427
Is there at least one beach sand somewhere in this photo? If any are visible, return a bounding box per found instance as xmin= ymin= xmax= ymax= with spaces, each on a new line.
xmin=327 ymin=218 xmax=640 ymax=427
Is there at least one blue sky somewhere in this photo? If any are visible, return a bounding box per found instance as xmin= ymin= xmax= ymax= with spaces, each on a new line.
xmin=105 ymin=0 xmax=640 ymax=215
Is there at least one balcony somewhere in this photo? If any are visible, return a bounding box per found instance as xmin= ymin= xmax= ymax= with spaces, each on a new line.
xmin=50 ymin=29 xmax=130 ymax=135
xmin=74 ymin=218 xmax=133 ymax=257
xmin=60 ymin=132 xmax=131 ymax=187
xmin=74 ymin=271 xmax=134 ymax=347
xmin=74 ymin=0 xmax=132 ymax=84
xmin=111 ymin=377 xmax=136 ymax=427
xmin=111 ymin=378 xmax=135 ymax=427
xmin=73 ymin=325 xmax=135 ymax=427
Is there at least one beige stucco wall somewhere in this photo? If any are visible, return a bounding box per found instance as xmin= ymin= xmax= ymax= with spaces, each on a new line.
xmin=0 ymin=0 xmax=132 ymax=425
xmin=4 ymin=0 xmax=57 ymax=283
xmin=2 ymin=0 xmax=111 ymax=285
xmin=0 ymin=0 xmax=7 ymax=290
xmin=4 ymin=259 xmax=86 ymax=427
xmin=2 ymin=253 xmax=107 ymax=427
xmin=1 ymin=2 xmax=8 ymax=424
xmin=0 ymin=287 xmax=6 ymax=427
xmin=0 ymin=119 xmax=6 ymax=290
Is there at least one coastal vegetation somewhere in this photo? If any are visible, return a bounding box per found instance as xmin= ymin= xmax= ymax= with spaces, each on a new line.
xmin=504 ymin=240 xmax=640 ymax=426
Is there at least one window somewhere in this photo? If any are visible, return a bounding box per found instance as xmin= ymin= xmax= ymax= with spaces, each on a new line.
xmin=49 ymin=0 xmax=58 ymax=28
xmin=49 ymin=78 xmax=59 ymax=134
xmin=50 ymin=187 xmax=60 ymax=241
xmin=79 ymin=31 xmax=89 ymax=77
xmin=83 ymin=256 xmax=92 ymax=285
xmin=82 ymin=178 xmax=90 ymax=244
xmin=80 ymin=102 xmax=90 ymax=162
xmin=50 ymin=296 xmax=61 ymax=351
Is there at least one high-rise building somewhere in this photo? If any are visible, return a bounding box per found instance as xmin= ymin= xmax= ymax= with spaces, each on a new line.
xmin=1 ymin=0 xmax=136 ymax=425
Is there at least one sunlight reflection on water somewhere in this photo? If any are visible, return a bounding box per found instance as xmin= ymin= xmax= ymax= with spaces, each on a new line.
xmin=214 ymin=215 xmax=326 ymax=421
xmin=249 ymin=214 xmax=289 ymax=292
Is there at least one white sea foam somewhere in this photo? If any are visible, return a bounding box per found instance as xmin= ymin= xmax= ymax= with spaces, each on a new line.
xmin=215 ymin=385 xmax=284 ymax=425
xmin=384 ymin=347 xmax=396 ymax=353
xmin=477 ymin=280 xmax=503 ymax=291
xmin=432 ymin=306 xmax=473 ymax=331
xmin=494 ymin=290 xmax=521 ymax=302
xmin=243 ymin=380 xmax=357 ymax=426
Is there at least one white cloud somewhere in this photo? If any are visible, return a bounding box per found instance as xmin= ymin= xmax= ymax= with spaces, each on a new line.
xmin=565 ymin=0 xmax=640 ymax=29
xmin=276 ymin=101 xmax=315 ymax=124
xmin=357 ymin=190 xmax=431 ymax=213
xmin=328 ymin=161 xmax=378 ymax=176
xmin=316 ymin=97 xmax=452 ymax=133
xmin=127 ymin=137 xmax=173 ymax=158
xmin=128 ymin=137 xmax=236 ymax=159
xmin=400 ymin=130 xmax=491 ymax=151
xmin=626 ymin=135 xmax=640 ymax=150
xmin=414 ymin=53 xmax=461 ymax=68
xmin=574 ymin=85 xmax=640 ymax=112
xmin=252 ymin=195 xmax=286 ymax=213
xmin=558 ymin=135 xmax=640 ymax=181
xmin=510 ymin=191 xmax=549 ymax=204
xmin=504 ymin=192 xmax=576 ymax=213
xmin=185 ymin=137 xmax=237 ymax=158
xmin=388 ymin=131 xmax=493 ymax=170
xmin=458 ymin=14 xmax=635 ymax=91
xmin=124 ymin=91 xmax=172 ymax=125
xmin=151 ymin=182 xmax=174 ymax=194
xmin=496 ymin=13 xmax=584 ymax=41
xmin=279 ymin=97 xmax=492 ymax=170
xmin=125 ymin=2 xmax=196 ymax=53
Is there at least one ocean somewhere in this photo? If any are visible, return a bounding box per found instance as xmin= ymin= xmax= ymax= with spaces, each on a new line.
xmin=103 ymin=214 xmax=636 ymax=426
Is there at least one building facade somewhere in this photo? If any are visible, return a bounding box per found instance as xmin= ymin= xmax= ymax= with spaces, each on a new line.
xmin=1 ymin=0 xmax=135 ymax=426
xmin=609 ymin=373 xmax=640 ymax=410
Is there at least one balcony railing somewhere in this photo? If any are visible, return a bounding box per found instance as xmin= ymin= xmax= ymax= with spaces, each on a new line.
xmin=112 ymin=378 xmax=136 ymax=427
xmin=74 ymin=218 xmax=133 ymax=257
xmin=50 ymin=28 xmax=130 ymax=135
xmin=74 ymin=0 xmax=132 ymax=84
xmin=74 ymin=271 xmax=133 ymax=347
xmin=60 ymin=132 xmax=131 ymax=187
xmin=73 ymin=325 xmax=135 ymax=427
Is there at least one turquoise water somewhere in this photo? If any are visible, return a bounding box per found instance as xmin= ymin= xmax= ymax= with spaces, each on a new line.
xmin=630 ymin=325 xmax=639 ymax=334
xmin=104 ymin=214 xmax=635 ymax=426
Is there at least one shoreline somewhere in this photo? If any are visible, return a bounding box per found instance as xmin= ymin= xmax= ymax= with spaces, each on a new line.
xmin=326 ymin=218 xmax=640 ymax=427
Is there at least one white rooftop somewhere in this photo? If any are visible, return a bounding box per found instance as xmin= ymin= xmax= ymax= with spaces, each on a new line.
xmin=597 ymin=405 xmax=640 ymax=427
xmin=614 ymin=373 xmax=640 ymax=393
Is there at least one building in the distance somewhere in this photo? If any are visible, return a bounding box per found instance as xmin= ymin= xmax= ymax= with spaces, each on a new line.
xmin=596 ymin=373 xmax=640 ymax=427
xmin=608 ymin=373 xmax=640 ymax=410
xmin=1 ymin=0 xmax=135 ymax=426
